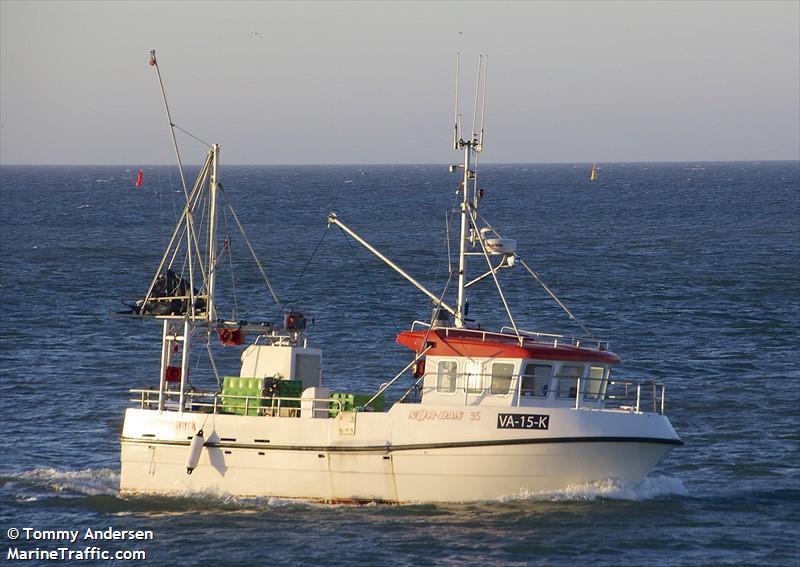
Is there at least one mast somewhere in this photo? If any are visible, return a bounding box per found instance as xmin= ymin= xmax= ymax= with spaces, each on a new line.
xmin=207 ymin=144 xmax=220 ymax=322
xmin=455 ymin=139 xmax=472 ymax=328
xmin=145 ymin=51 xmax=222 ymax=412
xmin=453 ymin=55 xmax=485 ymax=328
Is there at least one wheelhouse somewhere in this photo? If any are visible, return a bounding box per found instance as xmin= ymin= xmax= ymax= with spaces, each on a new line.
xmin=397 ymin=326 xmax=622 ymax=409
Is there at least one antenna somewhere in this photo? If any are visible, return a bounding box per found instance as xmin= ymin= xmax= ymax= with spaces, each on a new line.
xmin=470 ymin=56 xmax=482 ymax=142
xmin=478 ymin=55 xmax=487 ymax=149
xmin=453 ymin=52 xmax=460 ymax=150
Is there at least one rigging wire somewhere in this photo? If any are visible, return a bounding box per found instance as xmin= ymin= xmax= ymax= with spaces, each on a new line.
xmin=468 ymin=211 xmax=519 ymax=336
xmin=167 ymin=165 xmax=179 ymax=225
xmin=153 ymin=166 xmax=167 ymax=243
xmin=172 ymin=123 xmax=213 ymax=148
xmin=205 ymin=340 xmax=222 ymax=389
xmin=516 ymin=256 xmax=594 ymax=338
xmin=469 ymin=208 xmax=592 ymax=335
xmin=221 ymin=208 xmax=239 ymax=320
xmin=224 ymin=199 xmax=281 ymax=308
xmin=397 ymin=273 xmax=453 ymax=403
xmin=430 ymin=202 xmax=455 ymax=293
xmin=336 ymin=228 xmax=401 ymax=338
xmin=322 ymin=190 xmax=450 ymax=218
xmin=279 ymin=225 xmax=331 ymax=316
xmin=444 ymin=211 xmax=453 ymax=275
xmin=444 ymin=188 xmax=460 ymax=280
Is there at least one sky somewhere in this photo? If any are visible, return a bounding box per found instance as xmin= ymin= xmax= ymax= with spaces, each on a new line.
xmin=1 ymin=0 xmax=798 ymax=165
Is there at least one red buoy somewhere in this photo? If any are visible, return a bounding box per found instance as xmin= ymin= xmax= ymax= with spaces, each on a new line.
xmin=135 ymin=169 xmax=143 ymax=187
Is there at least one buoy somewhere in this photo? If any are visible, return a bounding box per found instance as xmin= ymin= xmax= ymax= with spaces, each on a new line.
xmin=185 ymin=429 xmax=204 ymax=475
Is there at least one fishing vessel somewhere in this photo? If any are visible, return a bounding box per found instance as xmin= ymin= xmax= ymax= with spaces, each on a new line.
xmin=119 ymin=53 xmax=682 ymax=503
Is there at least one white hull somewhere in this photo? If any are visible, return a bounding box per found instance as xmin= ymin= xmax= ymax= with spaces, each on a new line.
xmin=120 ymin=405 xmax=680 ymax=503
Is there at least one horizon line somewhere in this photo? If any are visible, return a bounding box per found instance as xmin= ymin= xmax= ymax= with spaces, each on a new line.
xmin=1 ymin=159 xmax=798 ymax=168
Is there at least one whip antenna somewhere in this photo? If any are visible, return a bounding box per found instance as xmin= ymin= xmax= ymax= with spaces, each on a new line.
xmin=453 ymin=52 xmax=460 ymax=149
xmin=479 ymin=55 xmax=488 ymax=148
xmin=471 ymin=56 xmax=483 ymax=142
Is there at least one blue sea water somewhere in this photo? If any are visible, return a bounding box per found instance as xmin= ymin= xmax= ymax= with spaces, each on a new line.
xmin=0 ymin=161 xmax=798 ymax=565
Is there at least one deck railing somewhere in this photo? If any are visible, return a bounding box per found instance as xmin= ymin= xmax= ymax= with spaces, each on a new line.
xmin=500 ymin=327 xmax=610 ymax=352
xmin=427 ymin=372 xmax=667 ymax=415
xmin=408 ymin=320 xmax=610 ymax=351
xmin=129 ymin=388 xmax=341 ymax=418
xmin=130 ymin=377 xmax=666 ymax=417
xmin=604 ymin=379 xmax=666 ymax=414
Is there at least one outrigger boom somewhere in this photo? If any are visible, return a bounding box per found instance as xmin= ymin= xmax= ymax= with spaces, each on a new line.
xmin=327 ymin=212 xmax=458 ymax=319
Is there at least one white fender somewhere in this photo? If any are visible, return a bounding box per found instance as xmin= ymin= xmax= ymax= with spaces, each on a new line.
xmin=185 ymin=430 xmax=204 ymax=475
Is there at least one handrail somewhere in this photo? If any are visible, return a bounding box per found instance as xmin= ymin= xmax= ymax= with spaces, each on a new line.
xmin=129 ymin=376 xmax=668 ymax=416
xmin=420 ymin=371 xmax=666 ymax=414
xmin=408 ymin=321 xmax=609 ymax=351
xmin=128 ymin=388 xmax=341 ymax=417
xmin=501 ymin=326 xmax=610 ymax=351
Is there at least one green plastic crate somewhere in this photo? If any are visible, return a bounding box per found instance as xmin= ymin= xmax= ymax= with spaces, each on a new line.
xmin=278 ymin=380 xmax=303 ymax=408
xmin=329 ymin=392 xmax=385 ymax=417
xmin=221 ymin=376 xmax=267 ymax=416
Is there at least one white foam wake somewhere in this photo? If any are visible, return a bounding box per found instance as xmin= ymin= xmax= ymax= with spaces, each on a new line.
xmin=498 ymin=475 xmax=688 ymax=503
xmin=9 ymin=467 xmax=120 ymax=497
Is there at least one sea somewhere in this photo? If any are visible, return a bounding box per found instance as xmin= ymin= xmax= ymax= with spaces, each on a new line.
xmin=0 ymin=161 xmax=798 ymax=566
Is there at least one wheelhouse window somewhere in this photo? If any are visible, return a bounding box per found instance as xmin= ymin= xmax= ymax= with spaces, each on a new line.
xmin=490 ymin=362 xmax=514 ymax=395
xmin=601 ymin=369 xmax=611 ymax=399
xmin=556 ymin=365 xmax=583 ymax=398
xmin=584 ymin=366 xmax=606 ymax=401
xmin=436 ymin=360 xmax=458 ymax=393
xmin=466 ymin=367 xmax=483 ymax=394
xmin=521 ymin=363 xmax=551 ymax=397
